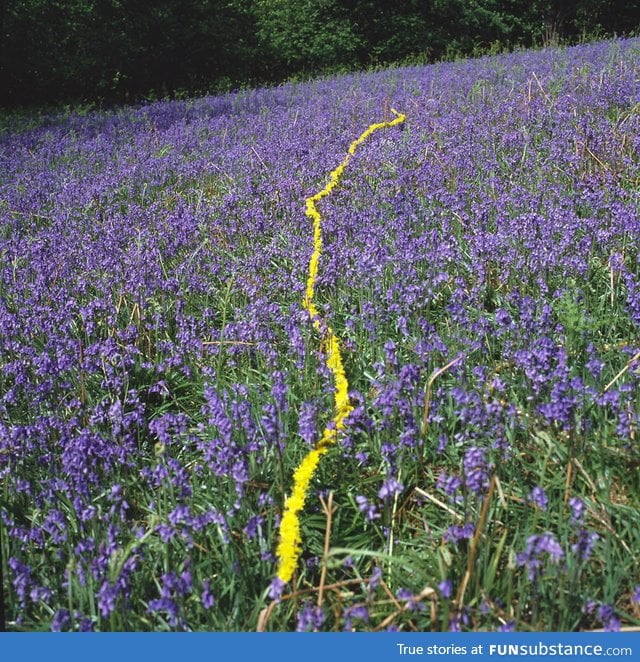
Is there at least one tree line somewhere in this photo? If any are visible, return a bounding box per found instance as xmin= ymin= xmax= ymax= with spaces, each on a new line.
xmin=1 ymin=0 xmax=638 ymax=108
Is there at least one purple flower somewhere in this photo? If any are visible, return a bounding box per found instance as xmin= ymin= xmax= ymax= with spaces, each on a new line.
xmin=42 ymin=509 xmax=68 ymax=544
xmin=527 ymin=486 xmax=548 ymax=511
xmin=148 ymin=597 xmax=180 ymax=627
xmin=261 ymin=403 xmax=279 ymax=441
xmin=343 ymin=605 xmax=369 ymax=630
xmin=243 ymin=514 xmax=264 ymax=540
xmin=268 ymin=577 xmax=285 ymax=602
xmin=29 ymin=585 xmax=52 ymax=602
xmin=8 ymin=557 xmax=34 ymax=607
xmin=78 ymin=617 xmax=95 ymax=632
xmin=571 ymin=530 xmax=599 ymax=561
xmin=463 ymin=446 xmax=491 ymax=495
xmin=396 ymin=587 xmax=426 ymax=612
xmin=597 ymin=604 xmax=620 ymax=632
xmin=368 ymin=566 xmax=383 ymax=590
xmin=396 ymin=587 xmax=412 ymax=600
xmin=378 ymin=476 xmax=403 ymax=501
xmin=97 ymin=581 xmax=119 ymax=618
xmin=298 ymin=401 xmax=317 ymax=445
xmin=597 ymin=604 xmax=614 ymax=620
xmin=568 ymin=497 xmax=586 ymax=524
xmin=147 ymin=568 xmax=192 ymax=628
xmin=270 ymin=371 xmax=289 ymax=412
xmin=495 ymin=308 xmax=512 ymax=327
xmin=438 ymin=579 xmax=453 ymax=599
xmin=356 ymin=495 xmax=380 ymax=521
xmin=604 ymin=616 xmax=621 ymax=632
xmin=631 ymin=585 xmax=640 ymax=605
xmin=51 ymin=609 xmax=71 ymax=632
xmin=156 ymin=522 xmax=177 ymax=543
xmin=517 ymin=533 xmax=564 ymax=581
xmin=201 ymin=579 xmax=215 ymax=609
xmin=437 ymin=472 xmax=463 ymax=498
xmin=296 ymin=602 xmax=325 ymax=632
xmin=449 ymin=613 xmax=462 ymax=631
xmin=444 ymin=522 xmax=475 ymax=543
xmin=384 ymin=339 xmax=398 ymax=368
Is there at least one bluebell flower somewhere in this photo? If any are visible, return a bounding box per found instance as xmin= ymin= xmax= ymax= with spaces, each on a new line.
xmin=296 ymin=602 xmax=325 ymax=632
xmin=438 ymin=579 xmax=453 ymax=599
xmin=527 ymin=486 xmax=548 ymax=511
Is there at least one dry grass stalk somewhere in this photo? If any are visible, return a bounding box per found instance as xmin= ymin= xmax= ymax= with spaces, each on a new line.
xmin=455 ymin=475 xmax=496 ymax=609
xmin=317 ymin=492 xmax=336 ymax=608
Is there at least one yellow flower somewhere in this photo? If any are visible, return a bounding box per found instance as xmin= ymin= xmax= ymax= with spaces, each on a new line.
xmin=276 ymin=109 xmax=406 ymax=584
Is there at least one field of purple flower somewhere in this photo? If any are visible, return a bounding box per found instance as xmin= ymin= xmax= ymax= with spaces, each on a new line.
xmin=1 ymin=38 xmax=640 ymax=632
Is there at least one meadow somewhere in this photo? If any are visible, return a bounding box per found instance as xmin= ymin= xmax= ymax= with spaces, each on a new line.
xmin=1 ymin=38 xmax=639 ymax=632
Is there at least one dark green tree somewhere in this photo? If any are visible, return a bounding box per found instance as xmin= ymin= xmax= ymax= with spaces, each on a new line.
xmin=0 ymin=0 xmax=638 ymax=107
xmin=255 ymin=0 xmax=360 ymax=78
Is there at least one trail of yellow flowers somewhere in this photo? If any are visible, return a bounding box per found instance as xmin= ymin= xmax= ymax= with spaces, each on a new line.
xmin=275 ymin=109 xmax=407 ymax=584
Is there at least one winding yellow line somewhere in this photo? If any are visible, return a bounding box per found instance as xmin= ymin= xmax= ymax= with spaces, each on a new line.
xmin=275 ymin=109 xmax=407 ymax=583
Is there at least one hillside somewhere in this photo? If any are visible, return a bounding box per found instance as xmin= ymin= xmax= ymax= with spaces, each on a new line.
xmin=1 ymin=39 xmax=639 ymax=631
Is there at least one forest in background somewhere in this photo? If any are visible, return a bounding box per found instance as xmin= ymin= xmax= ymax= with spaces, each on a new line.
xmin=1 ymin=0 xmax=639 ymax=108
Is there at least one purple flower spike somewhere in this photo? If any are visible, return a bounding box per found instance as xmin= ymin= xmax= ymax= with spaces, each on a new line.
xmin=296 ymin=602 xmax=325 ymax=632
xmin=517 ymin=533 xmax=564 ymax=581
xmin=528 ymin=486 xmax=548 ymax=511
xmin=438 ymin=579 xmax=453 ymax=599
xmin=568 ymin=497 xmax=586 ymax=525
xmin=378 ymin=476 xmax=403 ymax=501
xmin=268 ymin=576 xmax=285 ymax=602
xmin=356 ymin=495 xmax=380 ymax=521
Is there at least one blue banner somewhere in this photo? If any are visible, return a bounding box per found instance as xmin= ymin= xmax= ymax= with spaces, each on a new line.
xmin=0 ymin=632 xmax=637 ymax=662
